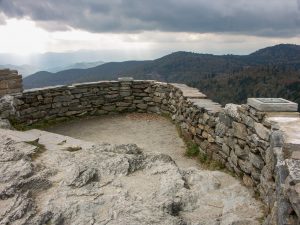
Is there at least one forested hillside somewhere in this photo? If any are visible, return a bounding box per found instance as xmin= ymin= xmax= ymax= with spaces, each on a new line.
xmin=188 ymin=64 xmax=300 ymax=108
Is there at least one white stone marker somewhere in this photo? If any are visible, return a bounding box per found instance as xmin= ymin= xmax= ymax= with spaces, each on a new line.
xmin=247 ymin=98 xmax=298 ymax=112
xmin=118 ymin=77 xmax=134 ymax=81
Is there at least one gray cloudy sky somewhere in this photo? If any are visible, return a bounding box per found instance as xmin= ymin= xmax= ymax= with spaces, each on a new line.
xmin=0 ymin=0 xmax=299 ymax=59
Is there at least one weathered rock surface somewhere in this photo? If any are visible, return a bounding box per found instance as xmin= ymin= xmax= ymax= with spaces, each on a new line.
xmin=0 ymin=129 xmax=264 ymax=225
xmin=0 ymin=95 xmax=17 ymax=119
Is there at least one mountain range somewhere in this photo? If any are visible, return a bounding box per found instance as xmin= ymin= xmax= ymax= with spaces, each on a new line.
xmin=23 ymin=44 xmax=300 ymax=109
xmin=0 ymin=61 xmax=105 ymax=77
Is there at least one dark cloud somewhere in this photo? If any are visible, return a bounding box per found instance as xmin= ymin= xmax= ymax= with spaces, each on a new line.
xmin=0 ymin=0 xmax=299 ymax=37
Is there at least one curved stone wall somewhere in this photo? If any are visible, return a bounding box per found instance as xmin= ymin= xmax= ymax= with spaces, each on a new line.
xmin=1 ymin=79 xmax=299 ymax=224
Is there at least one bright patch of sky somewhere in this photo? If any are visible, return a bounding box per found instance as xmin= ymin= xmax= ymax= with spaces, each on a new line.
xmin=1 ymin=17 xmax=300 ymax=59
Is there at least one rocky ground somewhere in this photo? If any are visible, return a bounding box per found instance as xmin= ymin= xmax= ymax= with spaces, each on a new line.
xmin=46 ymin=113 xmax=199 ymax=169
xmin=0 ymin=115 xmax=264 ymax=225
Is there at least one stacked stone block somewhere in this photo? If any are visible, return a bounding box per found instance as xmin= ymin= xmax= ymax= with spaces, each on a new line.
xmin=0 ymin=69 xmax=23 ymax=97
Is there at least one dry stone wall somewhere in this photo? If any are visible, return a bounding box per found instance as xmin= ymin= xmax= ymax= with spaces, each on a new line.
xmin=0 ymin=79 xmax=299 ymax=224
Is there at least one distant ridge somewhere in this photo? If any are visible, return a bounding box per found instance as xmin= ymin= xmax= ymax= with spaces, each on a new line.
xmin=46 ymin=61 xmax=105 ymax=73
xmin=250 ymin=44 xmax=300 ymax=58
xmin=24 ymin=61 xmax=149 ymax=88
xmin=248 ymin=44 xmax=300 ymax=63
xmin=0 ymin=61 xmax=106 ymax=77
